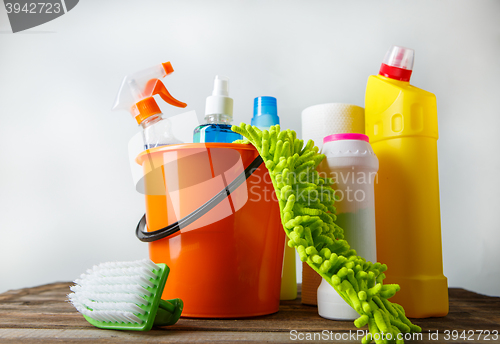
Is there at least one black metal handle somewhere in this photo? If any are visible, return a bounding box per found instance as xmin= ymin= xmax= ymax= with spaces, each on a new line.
xmin=136 ymin=155 xmax=264 ymax=242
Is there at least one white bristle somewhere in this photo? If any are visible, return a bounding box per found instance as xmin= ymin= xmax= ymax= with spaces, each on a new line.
xmin=76 ymin=275 xmax=155 ymax=289
xmin=76 ymin=307 xmax=142 ymax=323
xmin=96 ymin=259 xmax=159 ymax=271
xmin=68 ymin=259 xmax=161 ymax=324
xmin=70 ymin=291 xmax=148 ymax=305
xmin=91 ymin=267 xmax=157 ymax=279
xmin=71 ymin=283 xmax=152 ymax=297
xmin=77 ymin=299 xmax=146 ymax=314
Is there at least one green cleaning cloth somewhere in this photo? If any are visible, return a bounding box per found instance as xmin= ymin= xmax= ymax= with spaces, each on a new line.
xmin=232 ymin=123 xmax=421 ymax=344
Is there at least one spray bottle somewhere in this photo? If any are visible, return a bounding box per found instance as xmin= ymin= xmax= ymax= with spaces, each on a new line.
xmin=193 ymin=75 xmax=241 ymax=143
xmin=113 ymin=62 xmax=187 ymax=149
xmin=364 ymin=46 xmax=448 ymax=318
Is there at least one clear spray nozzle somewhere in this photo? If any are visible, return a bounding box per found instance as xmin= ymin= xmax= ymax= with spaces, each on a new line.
xmin=112 ymin=62 xmax=187 ymax=124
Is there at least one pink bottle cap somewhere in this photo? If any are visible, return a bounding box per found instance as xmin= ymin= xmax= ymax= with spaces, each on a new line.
xmin=323 ymin=133 xmax=369 ymax=144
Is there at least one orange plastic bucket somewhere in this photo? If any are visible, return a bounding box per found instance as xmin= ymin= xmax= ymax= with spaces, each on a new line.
xmin=135 ymin=143 xmax=285 ymax=318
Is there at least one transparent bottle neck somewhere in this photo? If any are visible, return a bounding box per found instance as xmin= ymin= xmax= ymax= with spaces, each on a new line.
xmin=205 ymin=114 xmax=232 ymax=124
xmin=140 ymin=114 xmax=162 ymax=129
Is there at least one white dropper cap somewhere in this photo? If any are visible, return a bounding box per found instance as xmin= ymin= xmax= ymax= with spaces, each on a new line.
xmin=205 ymin=75 xmax=234 ymax=118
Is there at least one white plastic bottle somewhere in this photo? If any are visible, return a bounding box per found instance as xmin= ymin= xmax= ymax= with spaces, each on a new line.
xmin=317 ymin=133 xmax=379 ymax=320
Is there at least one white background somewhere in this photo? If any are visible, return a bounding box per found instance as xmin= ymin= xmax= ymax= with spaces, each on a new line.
xmin=0 ymin=1 xmax=499 ymax=298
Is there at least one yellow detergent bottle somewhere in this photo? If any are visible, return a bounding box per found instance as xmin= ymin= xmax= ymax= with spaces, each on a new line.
xmin=364 ymin=46 xmax=448 ymax=318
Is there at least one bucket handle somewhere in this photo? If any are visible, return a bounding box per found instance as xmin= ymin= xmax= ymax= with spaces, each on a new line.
xmin=136 ymin=155 xmax=264 ymax=242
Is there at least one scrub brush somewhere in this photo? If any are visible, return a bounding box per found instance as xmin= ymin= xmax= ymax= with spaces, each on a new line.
xmin=232 ymin=123 xmax=421 ymax=344
xmin=68 ymin=259 xmax=183 ymax=331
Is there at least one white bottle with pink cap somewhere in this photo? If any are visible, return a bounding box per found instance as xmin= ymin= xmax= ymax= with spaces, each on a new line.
xmin=317 ymin=133 xmax=379 ymax=320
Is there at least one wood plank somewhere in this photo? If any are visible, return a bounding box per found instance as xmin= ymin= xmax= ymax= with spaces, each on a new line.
xmin=1 ymin=328 xmax=499 ymax=344
xmin=0 ymin=283 xmax=498 ymax=343
xmin=1 ymin=328 xmax=339 ymax=343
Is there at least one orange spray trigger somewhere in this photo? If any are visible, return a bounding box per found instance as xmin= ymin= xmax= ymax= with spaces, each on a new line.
xmin=152 ymin=80 xmax=187 ymax=108
xmin=162 ymin=62 xmax=174 ymax=75
xmin=112 ymin=61 xmax=187 ymax=124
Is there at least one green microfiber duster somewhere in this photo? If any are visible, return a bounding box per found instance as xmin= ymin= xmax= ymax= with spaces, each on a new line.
xmin=232 ymin=123 xmax=421 ymax=344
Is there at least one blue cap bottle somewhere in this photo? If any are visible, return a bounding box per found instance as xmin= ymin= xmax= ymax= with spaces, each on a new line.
xmin=251 ymin=96 xmax=280 ymax=130
xmin=251 ymin=96 xmax=294 ymax=301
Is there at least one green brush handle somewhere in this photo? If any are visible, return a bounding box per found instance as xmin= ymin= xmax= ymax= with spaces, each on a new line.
xmin=154 ymin=298 xmax=184 ymax=327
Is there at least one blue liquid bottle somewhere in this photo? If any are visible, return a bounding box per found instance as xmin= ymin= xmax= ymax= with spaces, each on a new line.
xmin=193 ymin=75 xmax=241 ymax=143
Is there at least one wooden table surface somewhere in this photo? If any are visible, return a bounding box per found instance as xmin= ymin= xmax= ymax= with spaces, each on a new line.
xmin=0 ymin=283 xmax=498 ymax=343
